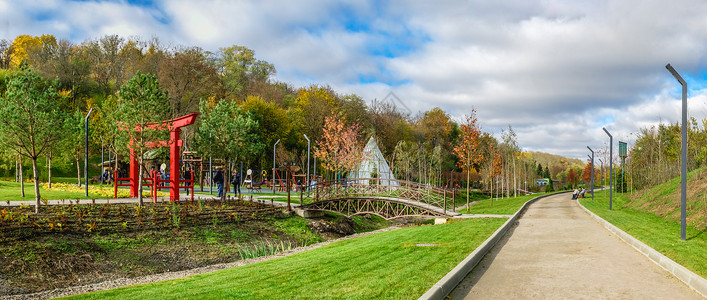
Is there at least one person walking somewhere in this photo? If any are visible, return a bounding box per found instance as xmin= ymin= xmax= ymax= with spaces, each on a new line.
xmin=213 ymin=167 xmax=224 ymax=197
xmin=184 ymin=168 xmax=192 ymax=196
xmin=232 ymin=168 xmax=242 ymax=197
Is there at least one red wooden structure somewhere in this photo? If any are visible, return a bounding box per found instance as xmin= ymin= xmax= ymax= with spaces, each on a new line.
xmin=115 ymin=113 xmax=198 ymax=201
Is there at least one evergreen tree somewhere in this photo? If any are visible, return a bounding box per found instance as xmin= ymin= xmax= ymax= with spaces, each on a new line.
xmin=536 ymin=163 xmax=543 ymax=177
xmin=543 ymin=165 xmax=551 ymax=178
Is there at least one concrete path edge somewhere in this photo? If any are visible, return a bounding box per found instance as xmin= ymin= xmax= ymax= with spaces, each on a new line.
xmin=576 ymin=199 xmax=707 ymax=298
xmin=418 ymin=191 xmax=569 ymax=300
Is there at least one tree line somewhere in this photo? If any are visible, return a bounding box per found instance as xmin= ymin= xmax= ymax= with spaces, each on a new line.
xmin=0 ymin=34 xmax=580 ymax=211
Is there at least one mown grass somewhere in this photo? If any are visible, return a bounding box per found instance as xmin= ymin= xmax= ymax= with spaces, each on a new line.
xmin=459 ymin=191 xmax=556 ymax=215
xmin=580 ymin=192 xmax=707 ymax=278
xmin=0 ymin=181 xmax=104 ymax=202
xmin=63 ymin=217 xmax=507 ymax=300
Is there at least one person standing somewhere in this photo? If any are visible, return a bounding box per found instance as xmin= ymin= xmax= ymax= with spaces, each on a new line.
xmin=159 ymin=162 xmax=167 ymax=186
xmin=184 ymin=168 xmax=192 ymax=196
xmin=213 ymin=167 xmax=224 ymax=197
xmin=232 ymin=169 xmax=242 ymax=197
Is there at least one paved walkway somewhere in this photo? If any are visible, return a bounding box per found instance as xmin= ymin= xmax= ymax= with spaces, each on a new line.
xmin=449 ymin=193 xmax=702 ymax=299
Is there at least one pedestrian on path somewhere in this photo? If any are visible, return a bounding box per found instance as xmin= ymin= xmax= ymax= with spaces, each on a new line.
xmin=213 ymin=167 xmax=224 ymax=197
xmin=232 ymin=169 xmax=241 ymax=197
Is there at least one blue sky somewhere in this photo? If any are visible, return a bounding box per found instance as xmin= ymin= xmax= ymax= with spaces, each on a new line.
xmin=2 ymin=0 xmax=707 ymax=161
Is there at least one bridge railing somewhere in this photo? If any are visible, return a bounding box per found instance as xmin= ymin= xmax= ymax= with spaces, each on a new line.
xmin=311 ymin=178 xmax=455 ymax=210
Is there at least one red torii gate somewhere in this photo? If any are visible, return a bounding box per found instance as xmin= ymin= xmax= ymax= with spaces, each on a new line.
xmin=118 ymin=113 xmax=198 ymax=201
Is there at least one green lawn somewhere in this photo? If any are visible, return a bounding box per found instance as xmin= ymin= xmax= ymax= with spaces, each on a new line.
xmin=0 ymin=180 xmax=106 ymax=201
xmin=459 ymin=192 xmax=556 ymax=215
xmin=63 ymin=217 xmax=507 ymax=300
xmin=580 ymin=192 xmax=707 ymax=278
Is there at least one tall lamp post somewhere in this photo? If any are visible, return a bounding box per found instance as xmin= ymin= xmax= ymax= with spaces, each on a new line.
xmin=84 ymin=108 xmax=93 ymax=196
xmin=303 ymin=134 xmax=311 ymax=197
xmin=666 ymin=63 xmax=688 ymax=241
xmin=273 ymin=139 xmax=280 ymax=193
xmin=603 ymin=127 xmax=613 ymax=210
xmin=587 ymin=146 xmax=594 ymax=201
xmin=599 ymin=158 xmax=604 ymax=198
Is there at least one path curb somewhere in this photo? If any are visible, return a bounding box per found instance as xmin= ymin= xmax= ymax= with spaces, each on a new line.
xmin=576 ymin=199 xmax=707 ymax=298
xmin=418 ymin=191 xmax=568 ymax=300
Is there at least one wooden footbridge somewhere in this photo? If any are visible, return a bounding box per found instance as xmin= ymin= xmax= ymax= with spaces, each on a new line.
xmin=301 ymin=178 xmax=461 ymax=220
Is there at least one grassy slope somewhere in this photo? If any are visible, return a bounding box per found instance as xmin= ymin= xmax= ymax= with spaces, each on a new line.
xmin=581 ymin=192 xmax=707 ymax=278
xmin=627 ymin=168 xmax=707 ymax=230
xmin=64 ymin=218 xmax=507 ymax=300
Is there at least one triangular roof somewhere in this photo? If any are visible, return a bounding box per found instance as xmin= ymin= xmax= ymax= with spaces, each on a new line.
xmin=348 ymin=136 xmax=398 ymax=185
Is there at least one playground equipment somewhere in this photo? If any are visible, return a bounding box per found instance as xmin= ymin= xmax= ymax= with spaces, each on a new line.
xmin=115 ymin=113 xmax=198 ymax=201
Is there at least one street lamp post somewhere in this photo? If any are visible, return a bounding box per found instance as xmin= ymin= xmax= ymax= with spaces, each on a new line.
xmin=303 ymin=134 xmax=310 ymax=197
xmin=587 ymin=146 xmax=594 ymax=201
xmin=84 ymin=108 xmax=93 ymax=196
xmin=603 ymin=127 xmax=613 ymax=210
xmin=666 ymin=63 xmax=688 ymax=241
xmin=273 ymin=139 xmax=280 ymax=193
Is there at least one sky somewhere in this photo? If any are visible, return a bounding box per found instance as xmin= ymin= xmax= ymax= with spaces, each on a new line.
xmin=2 ymin=0 xmax=707 ymax=160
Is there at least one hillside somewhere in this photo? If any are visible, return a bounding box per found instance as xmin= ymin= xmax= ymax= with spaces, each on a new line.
xmin=529 ymin=151 xmax=584 ymax=169
xmin=628 ymin=167 xmax=707 ymax=230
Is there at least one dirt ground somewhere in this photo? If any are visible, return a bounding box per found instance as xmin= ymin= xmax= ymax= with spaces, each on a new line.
xmin=449 ymin=193 xmax=702 ymax=299
xmin=0 ymin=201 xmax=393 ymax=297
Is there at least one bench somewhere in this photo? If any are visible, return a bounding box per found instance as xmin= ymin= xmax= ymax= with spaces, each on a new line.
xmin=247 ymin=182 xmax=265 ymax=193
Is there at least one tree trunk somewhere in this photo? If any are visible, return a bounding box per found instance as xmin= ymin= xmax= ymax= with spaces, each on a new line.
xmin=48 ymin=151 xmax=52 ymax=189
xmin=32 ymin=157 xmax=40 ymax=213
xmin=138 ymin=157 xmax=143 ymax=206
xmin=466 ymin=169 xmax=470 ymax=209
xmin=76 ymin=156 xmax=81 ymax=187
xmin=501 ymin=165 xmax=504 ymax=199
xmin=513 ymin=156 xmax=518 ymax=198
xmin=19 ymin=154 xmax=25 ymax=197
xmin=490 ymin=176 xmax=494 ymax=208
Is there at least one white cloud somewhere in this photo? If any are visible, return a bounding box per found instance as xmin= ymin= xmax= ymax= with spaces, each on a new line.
xmin=2 ymin=0 xmax=707 ymax=160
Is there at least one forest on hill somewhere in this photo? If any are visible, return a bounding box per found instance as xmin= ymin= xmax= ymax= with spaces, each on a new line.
xmin=0 ymin=34 xmax=593 ymax=203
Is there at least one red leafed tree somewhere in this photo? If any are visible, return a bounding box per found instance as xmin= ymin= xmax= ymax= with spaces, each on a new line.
xmin=568 ymin=168 xmax=578 ymax=188
xmin=582 ymin=161 xmax=593 ymax=183
xmin=453 ymin=110 xmax=484 ymax=208
xmin=314 ymin=115 xmax=364 ymax=181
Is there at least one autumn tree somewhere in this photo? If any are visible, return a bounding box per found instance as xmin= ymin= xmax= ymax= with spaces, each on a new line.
xmin=582 ymin=161 xmax=593 ymax=183
xmin=194 ymin=99 xmax=263 ymax=200
xmin=292 ymin=85 xmax=339 ymax=143
xmin=490 ymin=148 xmax=503 ymax=205
xmin=218 ymin=45 xmax=275 ymax=99
xmin=158 ymin=47 xmax=224 ymax=118
xmin=114 ymin=72 xmax=172 ymax=206
xmin=240 ymin=95 xmax=291 ymax=165
xmin=314 ymin=115 xmax=364 ymax=181
xmin=567 ymin=168 xmax=578 ymax=188
xmin=0 ymin=69 xmax=67 ymax=213
xmin=453 ymin=110 xmax=484 ymax=208
xmin=0 ymin=39 xmax=12 ymax=69
xmin=368 ymin=100 xmax=413 ymax=159
xmin=8 ymin=34 xmax=57 ymax=69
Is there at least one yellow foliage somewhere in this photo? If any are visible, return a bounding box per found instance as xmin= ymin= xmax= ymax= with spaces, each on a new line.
xmin=9 ymin=34 xmax=57 ymax=68
xmin=58 ymin=89 xmax=72 ymax=99
xmin=295 ymin=86 xmax=339 ymax=110
xmin=44 ymin=182 xmax=168 ymax=198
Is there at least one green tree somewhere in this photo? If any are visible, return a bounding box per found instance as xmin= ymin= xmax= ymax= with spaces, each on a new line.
xmin=241 ymin=95 xmax=291 ymax=165
xmin=195 ymin=99 xmax=264 ymax=200
xmin=0 ymin=69 xmax=67 ymax=213
xmin=218 ymin=45 xmax=275 ymax=98
xmin=114 ymin=72 xmax=172 ymax=206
